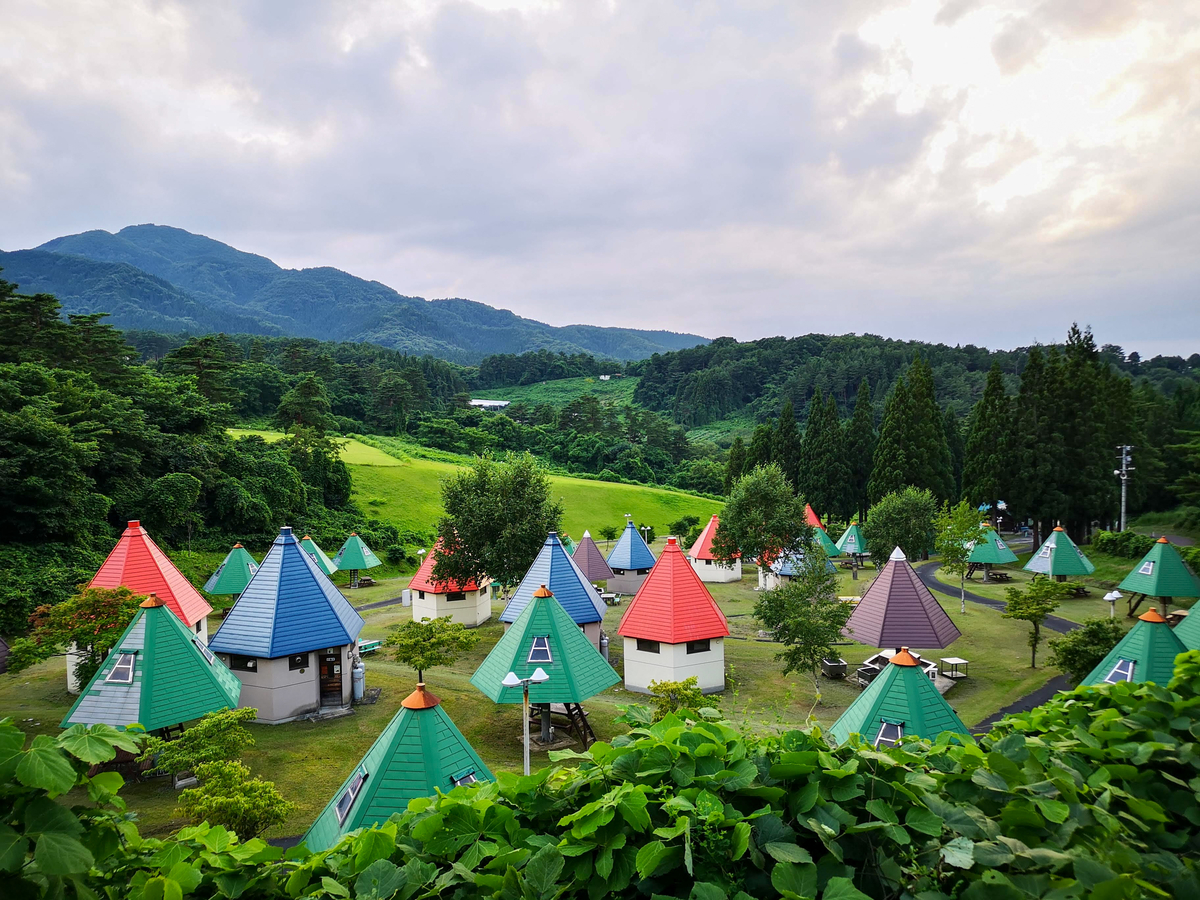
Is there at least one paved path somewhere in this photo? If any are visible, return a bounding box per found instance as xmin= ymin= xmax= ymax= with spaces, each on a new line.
xmin=914 ymin=562 xmax=1079 ymax=635
xmin=972 ymin=674 xmax=1072 ymax=731
xmin=356 ymin=595 xmax=406 ymax=612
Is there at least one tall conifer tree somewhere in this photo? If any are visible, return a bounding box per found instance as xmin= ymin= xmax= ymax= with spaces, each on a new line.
xmin=844 ymin=377 xmax=877 ymax=521
xmin=724 ymin=436 xmax=747 ymax=495
xmin=944 ymin=407 xmax=965 ymax=502
xmin=868 ymin=374 xmax=910 ymax=503
xmin=775 ymin=399 xmax=802 ymax=491
xmin=824 ymin=393 xmax=853 ymax=520
xmin=1010 ymin=346 xmax=1066 ymax=546
xmin=905 ymin=356 xmax=955 ymax=502
xmin=747 ymin=424 xmax=775 ymax=471
xmin=962 ymin=363 xmax=1011 ymax=510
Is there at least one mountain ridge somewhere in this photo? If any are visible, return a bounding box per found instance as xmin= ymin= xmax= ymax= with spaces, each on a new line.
xmin=0 ymin=224 xmax=707 ymax=363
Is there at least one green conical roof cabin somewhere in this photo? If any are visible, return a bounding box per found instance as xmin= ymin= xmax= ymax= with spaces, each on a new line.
xmin=1081 ymin=609 xmax=1186 ymax=687
xmin=203 ymin=543 xmax=259 ymax=595
xmin=1118 ymin=537 xmax=1200 ymax=604
xmin=61 ymin=595 xmax=241 ymax=732
xmin=300 ymin=535 xmax=338 ymax=576
xmin=471 ymin=585 xmax=619 ymax=704
xmin=815 ymin=527 xmax=841 ymax=558
xmin=967 ymin=528 xmax=1018 ymax=566
xmin=1023 ymin=527 xmax=1095 ymax=578
xmin=836 ymin=522 xmax=867 ymax=557
xmin=333 ymin=533 xmax=382 ymax=571
xmin=829 ymin=649 xmax=967 ymax=747
xmin=303 ymin=683 xmax=493 ymax=851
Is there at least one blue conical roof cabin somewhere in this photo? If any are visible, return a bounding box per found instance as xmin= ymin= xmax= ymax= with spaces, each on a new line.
xmin=303 ymin=683 xmax=493 ymax=851
xmin=61 ymin=595 xmax=241 ymax=732
xmin=209 ymin=526 xmax=364 ymax=723
xmin=1082 ymin=608 xmax=1187 ymax=686
xmin=606 ymin=521 xmax=657 ymax=594
xmin=501 ymin=533 xmax=606 ymax=650
xmin=204 ymin=544 xmax=259 ymax=596
xmin=829 ymin=648 xmax=967 ymax=747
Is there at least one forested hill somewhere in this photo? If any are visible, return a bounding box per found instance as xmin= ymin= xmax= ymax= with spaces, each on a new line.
xmin=632 ymin=333 xmax=1200 ymax=428
xmin=0 ymin=224 xmax=707 ymax=363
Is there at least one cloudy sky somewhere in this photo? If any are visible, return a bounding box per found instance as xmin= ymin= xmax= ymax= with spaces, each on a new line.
xmin=2 ymin=1 xmax=1198 ymax=355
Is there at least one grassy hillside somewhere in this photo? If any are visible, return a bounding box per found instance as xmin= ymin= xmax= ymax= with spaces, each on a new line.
xmin=471 ymin=375 xmax=639 ymax=409
xmin=231 ymin=429 xmax=721 ymax=537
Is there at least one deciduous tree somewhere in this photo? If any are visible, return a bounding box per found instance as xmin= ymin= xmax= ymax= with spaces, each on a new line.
xmin=934 ymin=501 xmax=986 ymax=614
xmin=1047 ymin=617 xmax=1125 ymax=684
xmin=1003 ymin=578 xmax=1069 ymax=668
xmin=711 ymin=463 xmax=813 ymax=565
xmin=385 ymin=615 xmax=482 ymax=683
xmin=861 ymin=487 xmax=938 ymax=566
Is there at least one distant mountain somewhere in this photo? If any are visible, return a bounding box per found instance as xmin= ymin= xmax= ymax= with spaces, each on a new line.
xmin=0 ymin=224 xmax=707 ymax=363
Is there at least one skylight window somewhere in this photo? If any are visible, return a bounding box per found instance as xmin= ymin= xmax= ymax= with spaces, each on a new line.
xmin=995 ymin=538 xmax=1008 ymax=550
xmin=193 ymin=639 xmax=216 ymax=666
xmin=873 ymin=720 xmax=904 ymax=749
xmin=528 ymin=636 xmax=552 ymax=664
xmin=1139 ymin=560 xmax=1155 ymax=575
xmin=451 ymin=769 xmax=477 ymax=787
xmin=106 ymin=652 xmax=136 ymax=684
xmin=335 ymin=769 xmax=368 ymax=824
xmin=1039 ymin=544 xmax=1052 ymax=557
xmin=1104 ymin=659 xmax=1136 ymax=684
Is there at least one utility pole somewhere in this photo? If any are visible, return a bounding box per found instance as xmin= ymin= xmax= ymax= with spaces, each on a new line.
xmin=1114 ymin=445 xmax=1134 ymax=532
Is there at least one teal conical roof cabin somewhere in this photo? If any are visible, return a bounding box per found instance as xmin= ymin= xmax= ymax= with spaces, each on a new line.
xmin=815 ymin=527 xmax=841 ymax=558
xmin=967 ymin=528 xmax=1018 ymax=566
xmin=61 ymin=595 xmax=241 ymax=732
xmin=203 ymin=543 xmax=259 ymax=595
xmin=1081 ymin=608 xmax=1186 ymax=686
xmin=300 ymin=535 xmax=338 ymax=576
xmin=333 ymin=533 xmax=382 ymax=571
xmin=472 ymin=585 xmax=619 ymax=704
xmin=1118 ymin=537 xmax=1200 ymax=607
xmin=1023 ymin=527 xmax=1095 ymax=578
xmin=836 ymin=522 xmax=867 ymax=558
xmin=302 ymin=683 xmax=493 ymax=851
xmin=829 ymin=648 xmax=967 ymax=747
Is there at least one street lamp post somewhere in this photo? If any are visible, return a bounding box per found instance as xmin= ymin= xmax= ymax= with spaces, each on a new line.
xmin=1113 ymin=446 xmax=1134 ymax=532
xmin=1104 ymin=590 xmax=1122 ymax=619
xmin=502 ymin=667 xmax=549 ymax=776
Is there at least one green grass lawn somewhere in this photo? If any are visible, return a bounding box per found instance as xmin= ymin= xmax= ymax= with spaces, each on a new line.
xmin=470 ymin=376 xmax=639 ymax=408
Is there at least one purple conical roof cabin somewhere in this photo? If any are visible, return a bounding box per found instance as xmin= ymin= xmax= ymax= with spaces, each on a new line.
xmin=842 ymin=547 xmax=961 ymax=649
xmin=572 ymin=530 xmax=615 ymax=583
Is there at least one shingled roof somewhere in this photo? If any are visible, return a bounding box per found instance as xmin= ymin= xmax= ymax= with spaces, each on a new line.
xmin=966 ymin=528 xmax=1018 ymax=566
xmin=572 ymin=530 xmax=615 ymax=583
xmin=61 ymin=595 xmax=240 ymax=732
xmin=300 ymin=535 xmax=338 ymax=576
xmin=90 ymin=520 xmax=212 ymax=629
xmin=618 ymin=538 xmax=730 ymax=644
xmin=607 ymin=521 xmax=657 ymax=570
xmin=408 ymin=541 xmax=482 ymax=594
xmin=1081 ymin=608 xmax=1186 ymax=687
xmin=1024 ymin=527 xmax=1095 ymax=578
xmin=333 ymin=533 xmax=382 ymax=571
xmin=804 ymin=504 xmax=825 ymax=529
xmin=814 ymin=527 xmax=841 ymax=558
xmin=836 ymin=522 xmax=868 ymax=557
xmin=501 ymin=532 xmax=604 ymax=626
xmin=209 ymin=526 xmax=363 ymax=659
xmin=842 ymin=547 xmax=961 ymax=649
xmin=1118 ymin=537 xmax=1200 ymax=600
xmin=203 ymin=544 xmax=259 ymax=596
xmin=688 ymin=515 xmax=739 ymax=562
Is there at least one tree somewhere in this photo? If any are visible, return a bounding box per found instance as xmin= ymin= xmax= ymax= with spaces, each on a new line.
xmin=434 ymin=452 xmax=563 ymax=594
xmin=933 ymin=501 xmax=986 ymax=614
xmin=141 ymin=472 xmax=202 ymax=545
xmin=861 ymin=487 xmax=938 ymax=567
xmin=746 ymin=424 xmax=775 ymax=472
xmin=844 ymin=378 xmax=877 ymax=522
xmin=1010 ymin=346 xmax=1066 ymax=547
xmin=944 ymin=406 xmax=965 ymax=502
xmin=598 ymin=524 xmax=620 ymax=546
xmin=1002 ymin=578 xmax=1069 ymax=667
xmin=7 ymin=586 xmax=143 ymax=686
xmin=775 ymin=399 xmax=801 ymax=491
xmin=961 ymin=363 xmax=1012 ymax=510
xmin=724 ymin=435 xmax=746 ymax=494
xmin=711 ymin=463 xmax=814 ymax=565
xmin=273 ymin=373 xmax=336 ymax=434
xmin=178 ymin=760 xmax=293 ymax=839
xmin=1047 ymin=617 xmax=1125 ymax=684
xmin=646 ymin=676 xmax=708 ymax=722
xmin=801 ymin=392 xmax=850 ymax=521
xmin=906 ymin=356 xmax=955 ymax=502
xmin=753 ymin=554 xmax=851 ymax=697
xmin=384 ymin=615 xmax=481 ymax=682
xmin=868 ymin=374 xmax=910 ymax=502
xmin=160 ymin=334 xmax=243 ymax=406
xmin=140 ymin=707 xmax=257 ymax=774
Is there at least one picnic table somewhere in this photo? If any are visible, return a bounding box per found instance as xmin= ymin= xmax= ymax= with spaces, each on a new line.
xmin=939 ymin=657 xmax=970 ymax=680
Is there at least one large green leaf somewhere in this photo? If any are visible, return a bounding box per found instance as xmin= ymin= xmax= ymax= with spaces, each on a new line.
xmin=16 ymin=735 xmax=78 ymax=797
xmin=355 ymin=829 xmax=396 ymax=871
xmin=57 ymin=725 xmax=118 ymax=765
xmin=34 ymin=832 xmax=95 ymax=875
xmin=321 ymin=876 xmax=351 ymax=898
xmin=820 ymin=876 xmax=872 ymax=900
xmin=24 ymin=796 xmax=84 ymax=838
xmin=770 ymin=861 xmax=816 ymax=899
xmin=355 ymin=859 xmax=405 ymax=900
xmin=730 ymin=822 xmax=750 ymax=861
xmin=939 ymin=837 xmax=975 ymax=870
xmin=0 ymin=823 xmax=29 ymax=872
xmin=690 ymin=882 xmax=726 ymax=900
xmin=763 ymin=843 xmax=812 ymax=864
xmin=904 ymin=807 xmax=943 ymax=836
xmin=524 ymin=846 xmax=564 ymax=900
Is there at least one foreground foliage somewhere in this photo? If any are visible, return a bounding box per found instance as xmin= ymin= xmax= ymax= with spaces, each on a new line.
xmin=7 ymin=654 xmax=1200 ymax=899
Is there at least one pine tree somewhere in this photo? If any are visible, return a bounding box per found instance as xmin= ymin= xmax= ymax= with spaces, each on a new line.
xmin=944 ymin=407 xmax=965 ymax=502
xmin=905 ymin=356 xmax=955 ymax=502
xmin=724 ymin=436 xmax=747 ymax=494
xmin=1010 ymin=346 xmax=1066 ymax=546
xmin=868 ymin=374 xmax=910 ymax=503
xmin=747 ymin=424 xmax=775 ymax=471
xmin=1059 ymin=325 xmax=1115 ymax=535
xmin=962 ymin=363 xmax=1011 ymax=510
xmin=823 ymin=393 xmax=853 ymax=520
xmin=798 ymin=389 xmax=824 ymax=503
xmin=844 ymin=377 xmax=876 ymax=521
xmin=775 ymin=399 xmax=802 ymax=492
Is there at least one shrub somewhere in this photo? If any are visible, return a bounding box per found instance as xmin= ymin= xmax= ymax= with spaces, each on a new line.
xmin=1048 ymin=617 xmax=1125 ymax=684
xmin=139 ymin=706 xmax=256 ymax=773
xmin=646 ymin=676 xmax=708 ymax=721
xmin=177 ymin=760 xmax=293 ymax=839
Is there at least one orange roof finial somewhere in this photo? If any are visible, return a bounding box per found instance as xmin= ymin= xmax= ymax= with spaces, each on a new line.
xmin=1139 ymin=608 xmax=1167 ymax=623
xmin=533 ymin=584 xmax=553 ymax=598
xmin=140 ymin=592 xmax=165 ymax=608
xmin=401 ymin=682 xmax=441 ymax=709
xmin=890 ymin=647 xmax=920 ymax=667
xmin=1156 ymin=536 xmax=1170 ymax=544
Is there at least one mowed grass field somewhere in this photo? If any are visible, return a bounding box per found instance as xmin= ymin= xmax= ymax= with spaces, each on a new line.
xmin=470 ymin=375 xmax=639 ymax=408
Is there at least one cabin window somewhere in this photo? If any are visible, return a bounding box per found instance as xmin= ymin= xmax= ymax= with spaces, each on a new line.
xmin=1039 ymin=544 xmax=1053 ymax=558
xmin=193 ymin=639 xmax=216 ymax=666
xmin=106 ymin=652 xmax=136 ymax=684
xmin=289 ymin=653 xmax=310 ymax=671
xmin=874 ymin=720 xmax=904 ymax=749
xmin=1138 ymin=560 xmax=1155 ymax=575
xmin=1104 ymin=658 xmax=1136 ymax=684
xmin=686 ymin=640 xmax=710 ymax=655
xmin=335 ymin=768 xmax=368 ymax=824
xmin=995 ymin=538 xmax=1008 ymax=550
xmin=528 ymin=636 xmax=552 ymax=664
xmin=418 ymin=591 xmax=426 ymax=599
xmin=636 ymin=638 xmax=660 ymax=654
xmin=447 ymin=592 xmax=465 ymax=602
xmin=195 ymin=622 xmax=203 ymax=634
xmin=704 ymin=559 xmax=712 ymax=566
xmin=451 ymin=768 xmax=478 ymax=787
xmin=636 ymin=568 xmax=649 ymax=575
xmin=228 ymin=655 xmax=257 ymax=672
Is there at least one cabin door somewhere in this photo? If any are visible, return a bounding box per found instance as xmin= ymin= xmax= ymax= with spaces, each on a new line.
xmin=319 ymin=650 xmax=342 ymax=706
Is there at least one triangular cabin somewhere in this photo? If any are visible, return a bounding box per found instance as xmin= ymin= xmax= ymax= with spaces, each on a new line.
xmin=1081 ymin=609 xmax=1186 ymax=687
xmin=302 ymin=683 xmax=493 ymax=852
xmin=836 ymin=522 xmax=868 ymax=562
xmin=409 ymin=541 xmax=492 ymax=627
xmin=572 ymin=530 xmax=615 ymax=584
xmin=966 ymin=527 xmax=1017 ymax=581
xmin=208 ymin=526 xmax=365 ymax=724
xmin=814 ymin=527 xmax=841 ymax=559
xmin=758 ymin=550 xmax=837 ymax=591
xmin=333 ymin=533 xmax=382 ymax=588
xmin=606 ymin=521 xmax=657 ymax=594
xmin=1023 ymin=527 xmax=1095 ymax=581
xmin=1118 ymin=537 xmax=1200 ymax=621
xmin=300 ymin=535 xmax=338 ymax=577
xmin=81 ymin=520 xmax=214 ymax=693
xmin=618 ymin=538 xmax=730 ymax=694
xmin=842 ymin=547 xmax=962 ymax=649
xmin=472 ymin=585 xmax=619 ymax=705
xmin=204 ymin=544 xmax=259 ymax=596
xmin=61 ymin=595 xmax=241 ymax=733
xmin=829 ymin=648 xmax=967 ymax=747
xmin=501 ymin=533 xmax=606 ymax=650
xmin=561 ymin=534 xmax=577 ymax=555
xmin=687 ymin=515 xmax=741 ymax=583
xmin=804 ymin=504 xmax=825 ymax=529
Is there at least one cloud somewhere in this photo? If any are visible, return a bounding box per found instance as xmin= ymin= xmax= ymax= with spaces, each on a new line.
xmin=0 ymin=0 xmax=1197 ymax=355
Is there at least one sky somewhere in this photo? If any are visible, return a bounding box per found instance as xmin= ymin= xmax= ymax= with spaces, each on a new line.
xmin=2 ymin=0 xmax=1198 ymax=356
